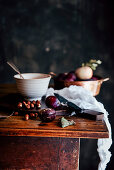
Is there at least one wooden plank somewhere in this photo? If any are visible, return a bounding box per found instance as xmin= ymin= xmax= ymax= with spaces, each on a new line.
xmin=0 ymin=115 xmax=109 ymax=138
xmin=0 ymin=136 xmax=79 ymax=170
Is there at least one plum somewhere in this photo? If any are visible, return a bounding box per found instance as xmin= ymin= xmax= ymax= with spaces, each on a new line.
xmin=77 ymin=76 xmax=99 ymax=81
xmin=55 ymin=71 xmax=76 ymax=82
xmin=45 ymin=96 xmax=60 ymax=109
xmin=39 ymin=108 xmax=56 ymax=122
xmin=56 ymin=73 xmax=67 ymax=81
xmin=91 ymin=76 xmax=99 ymax=80
xmin=65 ymin=72 xmax=76 ymax=81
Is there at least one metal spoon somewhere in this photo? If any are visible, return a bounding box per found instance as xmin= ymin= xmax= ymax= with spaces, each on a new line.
xmin=7 ymin=61 xmax=24 ymax=79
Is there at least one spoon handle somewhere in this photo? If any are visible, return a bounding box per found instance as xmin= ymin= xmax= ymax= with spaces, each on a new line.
xmin=102 ymin=78 xmax=109 ymax=82
xmin=7 ymin=61 xmax=24 ymax=79
xmin=0 ymin=111 xmax=14 ymax=120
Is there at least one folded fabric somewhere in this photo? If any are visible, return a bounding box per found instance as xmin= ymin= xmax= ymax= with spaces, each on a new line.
xmin=46 ymin=85 xmax=112 ymax=170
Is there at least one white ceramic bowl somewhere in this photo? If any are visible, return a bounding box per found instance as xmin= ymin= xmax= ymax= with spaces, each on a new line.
xmin=14 ymin=73 xmax=51 ymax=101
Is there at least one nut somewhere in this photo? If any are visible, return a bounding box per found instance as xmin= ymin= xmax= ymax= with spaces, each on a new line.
xmin=36 ymin=101 xmax=41 ymax=109
xmin=13 ymin=111 xmax=19 ymax=116
xmin=25 ymin=104 xmax=30 ymax=109
xmin=30 ymin=113 xmax=35 ymax=118
xmin=17 ymin=102 xmax=22 ymax=108
xmin=36 ymin=104 xmax=41 ymax=109
xmin=23 ymin=101 xmax=26 ymax=105
xmin=35 ymin=112 xmax=38 ymax=118
xmin=30 ymin=103 xmax=34 ymax=109
xmin=27 ymin=101 xmax=31 ymax=105
xmin=22 ymin=101 xmax=27 ymax=108
xmin=36 ymin=100 xmax=41 ymax=104
xmin=32 ymin=100 xmax=36 ymax=105
xmin=25 ymin=114 xmax=29 ymax=121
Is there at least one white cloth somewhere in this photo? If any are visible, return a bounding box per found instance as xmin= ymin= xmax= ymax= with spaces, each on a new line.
xmin=46 ymin=85 xmax=112 ymax=170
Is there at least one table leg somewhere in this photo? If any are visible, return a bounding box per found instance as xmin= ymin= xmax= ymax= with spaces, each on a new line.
xmin=0 ymin=136 xmax=80 ymax=170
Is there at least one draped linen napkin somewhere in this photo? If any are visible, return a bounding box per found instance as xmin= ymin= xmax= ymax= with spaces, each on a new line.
xmin=46 ymin=85 xmax=112 ymax=170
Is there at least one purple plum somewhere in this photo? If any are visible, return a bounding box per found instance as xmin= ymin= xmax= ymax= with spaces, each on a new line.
xmin=56 ymin=73 xmax=67 ymax=81
xmin=39 ymin=108 xmax=56 ymax=122
xmin=64 ymin=72 xmax=76 ymax=81
xmin=91 ymin=76 xmax=99 ymax=80
xmin=45 ymin=96 xmax=60 ymax=109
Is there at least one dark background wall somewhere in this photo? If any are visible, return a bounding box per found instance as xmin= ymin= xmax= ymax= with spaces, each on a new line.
xmin=0 ymin=0 xmax=113 ymax=169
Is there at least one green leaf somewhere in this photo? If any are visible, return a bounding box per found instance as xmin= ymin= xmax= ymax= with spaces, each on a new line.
xmin=61 ymin=117 xmax=75 ymax=128
xmin=82 ymin=59 xmax=102 ymax=70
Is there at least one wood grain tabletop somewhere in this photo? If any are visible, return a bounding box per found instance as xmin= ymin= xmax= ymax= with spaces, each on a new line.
xmin=0 ymin=84 xmax=109 ymax=138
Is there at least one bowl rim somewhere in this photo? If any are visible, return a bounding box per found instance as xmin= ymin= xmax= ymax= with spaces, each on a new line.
xmin=14 ymin=73 xmax=51 ymax=80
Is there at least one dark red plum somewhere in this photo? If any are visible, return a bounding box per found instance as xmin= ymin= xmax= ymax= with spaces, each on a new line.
xmin=86 ymin=76 xmax=100 ymax=81
xmin=56 ymin=73 xmax=67 ymax=81
xmin=65 ymin=72 xmax=76 ymax=81
xmin=45 ymin=96 xmax=60 ymax=109
xmin=91 ymin=76 xmax=99 ymax=80
xmin=76 ymin=76 xmax=100 ymax=81
xmin=39 ymin=108 xmax=56 ymax=122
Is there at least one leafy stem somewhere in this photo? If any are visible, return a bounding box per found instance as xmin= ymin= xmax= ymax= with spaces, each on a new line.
xmin=82 ymin=59 xmax=102 ymax=70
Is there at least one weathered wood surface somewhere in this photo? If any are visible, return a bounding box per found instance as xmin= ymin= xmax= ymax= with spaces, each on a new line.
xmin=0 ymin=137 xmax=79 ymax=170
xmin=0 ymin=84 xmax=109 ymax=138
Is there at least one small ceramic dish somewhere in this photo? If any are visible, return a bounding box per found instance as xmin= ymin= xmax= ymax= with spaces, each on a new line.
xmin=14 ymin=73 xmax=51 ymax=100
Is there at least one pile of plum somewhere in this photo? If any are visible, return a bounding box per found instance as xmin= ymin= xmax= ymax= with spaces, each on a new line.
xmin=55 ymin=71 xmax=99 ymax=82
xmin=54 ymin=60 xmax=102 ymax=82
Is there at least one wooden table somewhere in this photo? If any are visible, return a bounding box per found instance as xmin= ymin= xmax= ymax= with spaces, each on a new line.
xmin=0 ymin=84 xmax=109 ymax=170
